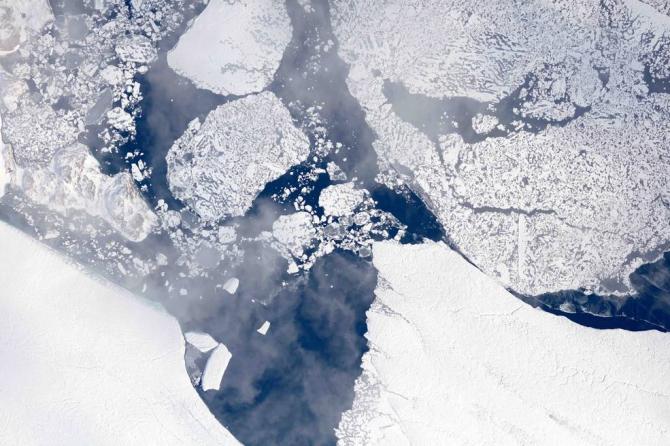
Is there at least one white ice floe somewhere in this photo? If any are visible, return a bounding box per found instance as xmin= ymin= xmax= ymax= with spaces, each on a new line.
xmin=332 ymin=1 xmax=670 ymax=295
xmin=201 ymin=343 xmax=232 ymax=392
xmin=185 ymin=331 xmax=219 ymax=353
xmin=167 ymin=0 xmax=292 ymax=96
xmin=222 ymin=277 xmax=240 ymax=295
xmin=167 ymin=91 xmax=310 ymax=220
xmin=0 ymin=221 xmax=240 ymax=446
xmin=16 ymin=143 xmax=157 ymax=242
xmin=337 ymin=241 xmax=670 ymax=446
xmin=0 ymin=0 xmax=53 ymax=56
xmin=256 ymin=321 xmax=270 ymax=335
xmin=318 ymin=182 xmax=368 ymax=217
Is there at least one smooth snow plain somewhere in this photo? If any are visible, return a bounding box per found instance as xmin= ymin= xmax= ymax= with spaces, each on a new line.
xmin=337 ymin=241 xmax=670 ymax=446
xmin=0 ymin=221 xmax=240 ymax=446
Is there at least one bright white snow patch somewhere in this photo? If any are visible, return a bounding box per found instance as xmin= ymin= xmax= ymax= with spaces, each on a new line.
xmin=0 ymin=114 xmax=8 ymax=198
xmin=318 ymin=183 xmax=368 ymax=217
xmin=222 ymin=277 xmax=240 ymax=295
xmin=167 ymin=92 xmax=310 ymax=220
xmin=337 ymin=241 xmax=670 ymax=446
xmin=185 ymin=331 xmax=219 ymax=353
xmin=257 ymin=321 xmax=270 ymax=335
xmin=0 ymin=221 xmax=240 ymax=446
xmin=201 ymin=343 xmax=232 ymax=392
xmin=167 ymin=0 xmax=292 ymax=96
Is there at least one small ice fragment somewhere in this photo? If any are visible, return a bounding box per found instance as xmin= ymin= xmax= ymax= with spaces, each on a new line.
xmin=257 ymin=321 xmax=270 ymax=335
xmin=223 ymin=277 xmax=239 ymax=294
xmin=184 ymin=331 xmax=219 ymax=353
xmin=201 ymin=343 xmax=232 ymax=392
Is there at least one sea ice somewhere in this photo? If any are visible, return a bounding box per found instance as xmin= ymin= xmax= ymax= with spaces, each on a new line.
xmin=332 ymin=0 xmax=670 ymax=296
xmin=185 ymin=331 xmax=219 ymax=353
xmin=337 ymin=241 xmax=670 ymax=445
xmin=222 ymin=277 xmax=240 ymax=295
xmin=0 ymin=221 xmax=240 ymax=445
xmin=257 ymin=321 xmax=270 ymax=335
xmin=167 ymin=0 xmax=292 ymax=96
xmin=167 ymin=91 xmax=310 ymax=220
xmin=201 ymin=343 xmax=232 ymax=392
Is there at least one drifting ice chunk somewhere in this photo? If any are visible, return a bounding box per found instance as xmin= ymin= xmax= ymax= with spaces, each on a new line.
xmin=222 ymin=277 xmax=239 ymax=295
xmin=201 ymin=343 xmax=232 ymax=392
xmin=167 ymin=0 xmax=292 ymax=96
xmin=256 ymin=321 xmax=270 ymax=335
xmin=184 ymin=331 xmax=219 ymax=353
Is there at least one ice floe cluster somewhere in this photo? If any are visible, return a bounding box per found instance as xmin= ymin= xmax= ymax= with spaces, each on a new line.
xmin=332 ymin=0 xmax=670 ymax=296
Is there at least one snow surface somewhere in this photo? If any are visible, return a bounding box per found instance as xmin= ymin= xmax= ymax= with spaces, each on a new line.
xmin=201 ymin=343 xmax=232 ymax=392
xmin=185 ymin=331 xmax=219 ymax=353
xmin=337 ymin=241 xmax=670 ymax=445
xmin=167 ymin=91 xmax=310 ymax=220
xmin=167 ymin=0 xmax=292 ymax=96
xmin=0 ymin=221 xmax=240 ymax=446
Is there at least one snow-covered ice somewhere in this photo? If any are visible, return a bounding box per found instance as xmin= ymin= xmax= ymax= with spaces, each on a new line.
xmin=167 ymin=91 xmax=310 ymax=220
xmin=318 ymin=183 xmax=368 ymax=217
xmin=0 ymin=221 xmax=240 ymax=446
xmin=0 ymin=0 xmax=53 ymax=55
xmin=201 ymin=343 xmax=232 ymax=392
xmin=257 ymin=320 xmax=270 ymax=335
xmin=185 ymin=331 xmax=219 ymax=353
xmin=16 ymin=143 xmax=157 ymax=242
xmin=167 ymin=0 xmax=292 ymax=96
xmin=332 ymin=0 xmax=670 ymax=296
xmin=222 ymin=277 xmax=240 ymax=295
xmin=337 ymin=241 xmax=670 ymax=445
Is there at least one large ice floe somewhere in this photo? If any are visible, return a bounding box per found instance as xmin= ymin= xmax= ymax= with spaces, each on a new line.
xmin=167 ymin=0 xmax=292 ymax=96
xmin=0 ymin=221 xmax=240 ymax=446
xmin=331 ymin=1 xmax=670 ymax=296
xmin=167 ymin=91 xmax=310 ymax=220
xmin=337 ymin=241 xmax=670 ymax=445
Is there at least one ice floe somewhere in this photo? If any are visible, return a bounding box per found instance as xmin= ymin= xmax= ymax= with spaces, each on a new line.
xmin=201 ymin=343 xmax=232 ymax=392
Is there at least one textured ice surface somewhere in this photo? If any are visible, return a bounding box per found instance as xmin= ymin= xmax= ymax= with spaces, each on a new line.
xmin=16 ymin=143 xmax=157 ymax=242
xmin=0 ymin=221 xmax=240 ymax=446
xmin=337 ymin=241 xmax=670 ymax=445
xmin=0 ymin=0 xmax=52 ymax=55
xmin=167 ymin=0 xmax=292 ymax=96
xmin=167 ymin=91 xmax=310 ymax=220
xmin=332 ymin=1 xmax=670 ymax=295
xmin=318 ymin=182 xmax=368 ymax=217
